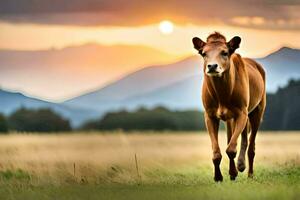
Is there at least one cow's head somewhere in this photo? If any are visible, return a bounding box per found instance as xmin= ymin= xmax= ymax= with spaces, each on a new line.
xmin=192 ymin=32 xmax=241 ymax=77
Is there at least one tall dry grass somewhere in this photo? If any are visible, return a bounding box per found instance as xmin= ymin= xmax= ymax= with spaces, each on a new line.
xmin=0 ymin=131 xmax=298 ymax=184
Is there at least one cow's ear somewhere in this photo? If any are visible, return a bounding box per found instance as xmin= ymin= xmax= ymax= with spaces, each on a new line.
xmin=192 ymin=37 xmax=206 ymax=53
xmin=227 ymin=36 xmax=241 ymax=54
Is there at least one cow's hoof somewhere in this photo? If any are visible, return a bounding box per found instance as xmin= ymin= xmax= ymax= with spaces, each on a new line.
xmin=229 ymin=166 xmax=238 ymax=181
xmin=214 ymin=174 xmax=223 ymax=182
xmin=237 ymin=160 xmax=246 ymax=172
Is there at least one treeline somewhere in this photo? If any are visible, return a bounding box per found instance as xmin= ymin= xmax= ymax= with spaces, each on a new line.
xmin=0 ymin=107 xmax=71 ymax=133
xmin=81 ymin=107 xmax=205 ymax=131
xmin=0 ymin=79 xmax=299 ymax=133
xmin=261 ymin=79 xmax=300 ymax=130
xmin=81 ymin=79 xmax=300 ymax=131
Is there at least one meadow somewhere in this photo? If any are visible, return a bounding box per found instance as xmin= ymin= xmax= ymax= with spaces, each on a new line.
xmin=0 ymin=131 xmax=299 ymax=200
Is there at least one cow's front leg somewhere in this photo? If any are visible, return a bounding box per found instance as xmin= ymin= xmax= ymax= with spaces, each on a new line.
xmin=226 ymin=110 xmax=248 ymax=180
xmin=205 ymin=113 xmax=222 ymax=182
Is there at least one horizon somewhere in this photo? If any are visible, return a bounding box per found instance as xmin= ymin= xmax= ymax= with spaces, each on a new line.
xmin=0 ymin=39 xmax=296 ymax=58
xmin=1 ymin=0 xmax=300 ymax=101
xmin=0 ymin=45 xmax=298 ymax=104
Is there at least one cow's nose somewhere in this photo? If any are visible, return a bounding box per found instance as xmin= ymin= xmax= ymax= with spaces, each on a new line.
xmin=207 ymin=64 xmax=218 ymax=71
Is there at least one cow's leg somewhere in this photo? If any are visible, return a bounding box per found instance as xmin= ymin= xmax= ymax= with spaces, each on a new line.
xmin=248 ymin=98 xmax=266 ymax=178
xmin=226 ymin=119 xmax=234 ymax=144
xmin=237 ymin=120 xmax=250 ymax=172
xmin=226 ymin=110 xmax=248 ymax=180
xmin=226 ymin=119 xmax=237 ymax=179
xmin=205 ymin=113 xmax=222 ymax=182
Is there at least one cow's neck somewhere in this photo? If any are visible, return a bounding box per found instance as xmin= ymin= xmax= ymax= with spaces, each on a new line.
xmin=206 ymin=63 xmax=235 ymax=105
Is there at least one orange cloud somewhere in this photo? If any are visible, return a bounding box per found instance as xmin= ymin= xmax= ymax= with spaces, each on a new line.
xmin=0 ymin=0 xmax=300 ymax=30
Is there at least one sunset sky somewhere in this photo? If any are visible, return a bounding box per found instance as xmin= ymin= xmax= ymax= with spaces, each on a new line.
xmin=0 ymin=0 xmax=300 ymax=101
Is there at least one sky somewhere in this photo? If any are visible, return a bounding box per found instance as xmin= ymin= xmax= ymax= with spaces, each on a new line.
xmin=0 ymin=0 xmax=300 ymax=101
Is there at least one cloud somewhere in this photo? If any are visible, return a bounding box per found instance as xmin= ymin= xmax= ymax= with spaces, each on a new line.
xmin=0 ymin=0 xmax=299 ymax=30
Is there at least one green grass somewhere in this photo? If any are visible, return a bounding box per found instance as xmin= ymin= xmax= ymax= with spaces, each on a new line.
xmin=0 ymin=132 xmax=299 ymax=199
xmin=0 ymin=164 xmax=299 ymax=200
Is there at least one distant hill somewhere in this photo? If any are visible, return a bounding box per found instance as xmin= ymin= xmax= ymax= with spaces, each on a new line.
xmin=64 ymin=56 xmax=202 ymax=110
xmin=65 ymin=47 xmax=300 ymax=112
xmin=0 ymin=43 xmax=176 ymax=100
xmin=256 ymin=47 xmax=300 ymax=92
xmin=120 ymin=75 xmax=203 ymax=110
xmin=0 ymin=89 xmax=98 ymax=127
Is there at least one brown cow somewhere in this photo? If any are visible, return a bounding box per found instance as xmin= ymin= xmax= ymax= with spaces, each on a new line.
xmin=192 ymin=32 xmax=266 ymax=181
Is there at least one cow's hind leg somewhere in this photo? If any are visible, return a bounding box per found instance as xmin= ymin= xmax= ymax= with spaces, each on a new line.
xmin=237 ymin=120 xmax=250 ymax=172
xmin=248 ymin=98 xmax=266 ymax=178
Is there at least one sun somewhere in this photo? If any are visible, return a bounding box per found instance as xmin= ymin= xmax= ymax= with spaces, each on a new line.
xmin=159 ymin=20 xmax=174 ymax=35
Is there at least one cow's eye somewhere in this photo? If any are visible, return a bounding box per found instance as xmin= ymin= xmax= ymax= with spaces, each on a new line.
xmin=201 ymin=52 xmax=207 ymax=57
xmin=221 ymin=51 xmax=228 ymax=57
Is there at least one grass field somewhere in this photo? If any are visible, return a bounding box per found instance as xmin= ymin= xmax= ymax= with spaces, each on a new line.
xmin=0 ymin=131 xmax=299 ymax=200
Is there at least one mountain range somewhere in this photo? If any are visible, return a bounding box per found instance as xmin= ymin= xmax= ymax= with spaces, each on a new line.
xmin=256 ymin=47 xmax=300 ymax=92
xmin=64 ymin=56 xmax=202 ymax=110
xmin=0 ymin=89 xmax=99 ymax=126
xmin=65 ymin=46 xmax=300 ymax=111
xmin=0 ymin=43 xmax=176 ymax=100
xmin=1 ymin=46 xmax=300 ymax=127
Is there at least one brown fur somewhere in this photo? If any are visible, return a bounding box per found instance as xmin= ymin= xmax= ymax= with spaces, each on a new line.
xmin=207 ymin=32 xmax=226 ymax=43
xmin=192 ymin=32 xmax=266 ymax=181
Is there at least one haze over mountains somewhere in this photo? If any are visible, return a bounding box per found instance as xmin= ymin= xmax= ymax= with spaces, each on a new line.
xmin=65 ymin=47 xmax=300 ymax=111
xmin=65 ymin=56 xmax=202 ymax=110
xmin=256 ymin=47 xmax=300 ymax=92
xmin=0 ymin=43 xmax=176 ymax=100
xmin=0 ymin=89 xmax=99 ymax=126
xmin=0 ymin=45 xmax=300 ymax=126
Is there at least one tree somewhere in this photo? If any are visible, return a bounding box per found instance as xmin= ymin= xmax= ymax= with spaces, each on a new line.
xmin=0 ymin=113 xmax=8 ymax=133
xmin=261 ymin=79 xmax=300 ymax=130
xmin=80 ymin=107 xmax=205 ymax=131
xmin=9 ymin=107 xmax=71 ymax=132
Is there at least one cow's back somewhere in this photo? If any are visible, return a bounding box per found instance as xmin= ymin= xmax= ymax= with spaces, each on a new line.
xmin=243 ymin=58 xmax=266 ymax=113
